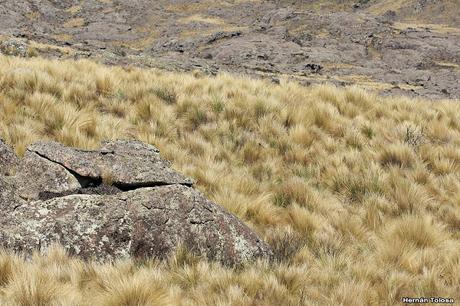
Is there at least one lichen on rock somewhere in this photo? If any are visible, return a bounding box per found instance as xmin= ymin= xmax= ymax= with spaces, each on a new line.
xmin=0 ymin=139 xmax=272 ymax=266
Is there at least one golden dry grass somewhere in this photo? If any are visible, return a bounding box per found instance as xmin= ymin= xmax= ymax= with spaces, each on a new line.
xmin=63 ymin=18 xmax=86 ymax=29
xmin=66 ymin=5 xmax=82 ymax=15
xmin=178 ymin=15 xmax=226 ymax=25
xmin=0 ymin=55 xmax=460 ymax=305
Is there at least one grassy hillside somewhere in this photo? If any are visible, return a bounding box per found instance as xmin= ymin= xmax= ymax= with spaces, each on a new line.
xmin=0 ymin=55 xmax=460 ymax=305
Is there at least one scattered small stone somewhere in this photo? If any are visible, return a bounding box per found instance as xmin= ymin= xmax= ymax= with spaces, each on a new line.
xmin=305 ymin=63 xmax=323 ymax=74
xmin=0 ymin=38 xmax=29 ymax=57
xmin=271 ymin=77 xmax=280 ymax=84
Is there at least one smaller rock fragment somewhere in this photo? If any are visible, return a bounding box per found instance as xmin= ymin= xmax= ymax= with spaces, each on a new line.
xmin=13 ymin=151 xmax=81 ymax=200
xmin=0 ymin=139 xmax=19 ymax=176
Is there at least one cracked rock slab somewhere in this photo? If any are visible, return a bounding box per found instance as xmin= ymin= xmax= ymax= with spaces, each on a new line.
xmin=28 ymin=140 xmax=194 ymax=188
xmin=2 ymin=185 xmax=272 ymax=266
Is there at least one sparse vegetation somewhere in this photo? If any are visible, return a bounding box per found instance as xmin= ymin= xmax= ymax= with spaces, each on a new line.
xmin=1 ymin=55 xmax=460 ymax=305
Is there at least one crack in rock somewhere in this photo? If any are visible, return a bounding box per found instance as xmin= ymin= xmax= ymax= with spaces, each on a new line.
xmin=114 ymin=180 xmax=192 ymax=191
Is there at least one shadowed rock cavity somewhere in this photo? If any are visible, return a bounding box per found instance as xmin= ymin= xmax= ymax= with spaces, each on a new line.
xmin=0 ymin=139 xmax=273 ymax=266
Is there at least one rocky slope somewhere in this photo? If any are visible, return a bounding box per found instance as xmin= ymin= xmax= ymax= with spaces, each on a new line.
xmin=0 ymin=139 xmax=272 ymax=266
xmin=0 ymin=0 xmax=458 ymax=99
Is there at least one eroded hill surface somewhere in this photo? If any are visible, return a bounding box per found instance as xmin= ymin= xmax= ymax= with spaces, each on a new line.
xmin=0 ymin=1 xmax=459 ymax=97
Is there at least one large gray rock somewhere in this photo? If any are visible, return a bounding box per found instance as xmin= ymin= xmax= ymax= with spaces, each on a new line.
xmin=3 ymin=185 xmax=271 ymax=266
xmin=0 ymin=140 xmax=272 ymax=266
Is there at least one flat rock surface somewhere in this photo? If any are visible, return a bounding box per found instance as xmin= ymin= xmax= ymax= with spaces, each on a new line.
xmin=0 ymin=139 xmax=272 ymax=266
xmin=14 ymin=151 xmax=81 ymax=200
xmin=0 ymin=0 xmax=458 ymax=99
xmin=0 ymin=176 xmax=25 ymax=212
xmin=0 ymin=139 xmax=19 ymax=176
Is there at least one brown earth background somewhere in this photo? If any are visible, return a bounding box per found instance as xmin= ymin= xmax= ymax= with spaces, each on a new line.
xmin=0 ymin=0 xmax=459 ymax=99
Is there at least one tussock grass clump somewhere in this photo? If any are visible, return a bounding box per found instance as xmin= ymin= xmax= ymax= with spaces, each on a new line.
xmin=0 ymin=55 xmax=460 ymax=305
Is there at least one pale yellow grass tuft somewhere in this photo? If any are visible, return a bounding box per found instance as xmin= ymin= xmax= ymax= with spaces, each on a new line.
xmin=64 ymin=18 xmax=86 ymax=28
